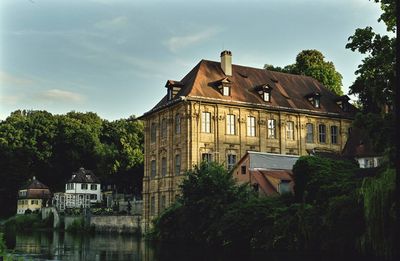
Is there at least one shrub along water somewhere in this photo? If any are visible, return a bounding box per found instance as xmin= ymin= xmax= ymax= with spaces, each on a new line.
xmin=151 ymin=157 xmax=395 ymax=259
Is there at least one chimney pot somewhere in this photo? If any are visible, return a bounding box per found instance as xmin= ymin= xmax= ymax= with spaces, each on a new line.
xmin=220 ymin=50 xmax=232 ymax=76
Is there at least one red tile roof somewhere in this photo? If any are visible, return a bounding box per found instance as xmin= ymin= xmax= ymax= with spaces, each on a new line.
xmin=250 ymin=169 xmax=294 ymax=196
xmin=143 ymin=59 xmax=357 ymax=118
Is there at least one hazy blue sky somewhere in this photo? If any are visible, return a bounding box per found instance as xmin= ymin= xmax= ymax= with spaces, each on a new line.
xmin=0 ymin=0 xmax=388 ymax=120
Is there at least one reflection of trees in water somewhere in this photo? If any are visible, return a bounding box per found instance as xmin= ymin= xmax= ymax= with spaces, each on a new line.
xmin=11 ymin=231 xmax=148 ymax=261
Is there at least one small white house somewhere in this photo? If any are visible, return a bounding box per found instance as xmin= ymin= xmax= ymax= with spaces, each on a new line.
xmin=342 ymin=128 xmax=382 ymax=169
xmin=53 ymin=167 xmax=101 ymax=210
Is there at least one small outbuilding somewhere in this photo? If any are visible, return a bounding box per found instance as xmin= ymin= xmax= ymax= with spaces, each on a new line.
xmin=17 ymin=176 xmax=51 ymax=214
xmin=232 ymin=151 xmax=299 ymax=196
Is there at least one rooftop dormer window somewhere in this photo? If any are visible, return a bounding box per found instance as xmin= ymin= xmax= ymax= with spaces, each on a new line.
xmin=165 ymin=80 xmax=184 ymax=101
xmin=305 ymin=92 xmax=321 ymax=108
xmin=217 ymin=77 xmax=232 ymax=96
xmin=335 ymin=95 xmax=350 ymax=112
xmin=254 ymin=84 xmax=272 ymax=102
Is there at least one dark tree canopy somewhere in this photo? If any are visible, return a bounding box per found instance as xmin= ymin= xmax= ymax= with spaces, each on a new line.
xmin=0 ymin=110 xmax=144 ymax=217
xmin=265 ymin=49 xmax=343 ymax=95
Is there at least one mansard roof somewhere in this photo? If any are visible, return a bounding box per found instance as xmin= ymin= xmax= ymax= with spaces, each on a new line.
xmin=142 ymin=59 xmax=357 ymax=119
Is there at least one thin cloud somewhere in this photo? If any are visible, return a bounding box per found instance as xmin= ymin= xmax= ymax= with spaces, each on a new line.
xmin=40 ymin=89 xmax=85 ymax=103
xmin=165 ymin=27 xmax=222 ymax=52
xmin=95 ymin=16 xmax=129 ymax=30
xmin=0 ymin=70 xmax=33 ymax=85
xmin=0 ymin=95 xmax=20 ymax=105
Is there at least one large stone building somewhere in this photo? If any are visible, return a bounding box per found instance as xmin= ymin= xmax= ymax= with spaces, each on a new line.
xmin=139 ymin=50 xmax=357 ymax=230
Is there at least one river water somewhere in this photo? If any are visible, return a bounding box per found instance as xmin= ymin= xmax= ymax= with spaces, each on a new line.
xmin=3 ymin=230 xmax=373 ymax=261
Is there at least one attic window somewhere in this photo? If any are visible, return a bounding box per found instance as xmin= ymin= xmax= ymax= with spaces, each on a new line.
xmin=305 ymin=92 xmax=321 ymax=108
xmin=223 ymin=85 xmax=230 ymax=96
xmin=217 ymin=77 xmax=232 ymax=96
xmin=255 ymin=84 xmax=272 ymax=103
xmin=335 ymin=95 xmax=350 ymax=112
xmin=165 ymin=80 xmax=184 ymax=101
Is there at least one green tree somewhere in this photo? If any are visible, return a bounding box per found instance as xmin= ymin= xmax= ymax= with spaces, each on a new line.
xmin=152 ymin=161 xmax=252 ymax=243
xmin=345 ymin=0 xmax=395 ymax=113
xmin=265 ymin=49 xmax=343 ymax=95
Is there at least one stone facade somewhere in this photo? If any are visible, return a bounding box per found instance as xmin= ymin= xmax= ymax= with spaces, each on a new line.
xmin=140 ymin=51 xmax=356 ymax=231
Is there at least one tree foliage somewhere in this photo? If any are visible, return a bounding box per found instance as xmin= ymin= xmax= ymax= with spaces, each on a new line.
xmin=345 ymin=0 xmax=396 ymax=113
xmin=0 ymin=110 xmax=144 ymax=218
xmin=152 ymin=157 xmax=366 ymax=255
xmin=265 ymin=49 xmax=343 ymax=95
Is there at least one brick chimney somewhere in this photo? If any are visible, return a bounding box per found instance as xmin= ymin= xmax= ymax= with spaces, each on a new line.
xmin=220 ymin=50 xmax=232 ymax=76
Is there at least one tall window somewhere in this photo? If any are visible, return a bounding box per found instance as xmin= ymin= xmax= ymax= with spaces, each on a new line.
xmin=151 ymin=160 xmax=156 ymax=178
xmin=226 ymin=114 xmax=235 ymax=135
xmin=223 ymin=86 xmax=230 ymax=96
xmin=175 ymin=154 xmax=181 ymax=176
xmin=314 ymin=97 xmax=320 ymax=108
xmin=331 ymin=125 xmax=338 ymax=144
xmin=175 ymin=113 xmax=181 ymax=134
xmin=247 ymin=116 xmax=256 ymax=136
xmin=161 ymin=118 xmax=167 ymax=139
xmin=263 ymin=91 xmax=271 ymax=102
xmin=267 ymin=119 xmax=276 ymax=139
xmin=160 ymin=195 xmax=166 ymax=212
xmin=161 ymin=157 xmax=167 ymax=176
xmin=227 ymin=154 xmax=236 ymax=170
xmin=150 ymin=196 xmax=155 ymax=216
xmin=150 ymin=122 xmax=156 ymax=143
xmin=201 ymin=112 xmax=211 ymax=133
xmin=319 ymin=124 xmax=326 ymax=143
xmin=202 ymin=153 xmax=212 ymax=162
xmin=286 ymin=121 xmax=294 ymax=140
xmin=306 ymin=123 xmax=314 ymax=143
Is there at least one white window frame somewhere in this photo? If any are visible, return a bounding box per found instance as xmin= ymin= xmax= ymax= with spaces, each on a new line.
xmin=267 ymin=119 xmax=276 ymax=139
xmin=227 ymin=154 xmax=237 ymax=170
xmin=201 ymin=112 xmax=211 ymax=133
xmin=247 ymin=116 xmax=256 ymax=137
xmin=223 ymin=86 xmax=230 ymax=96
xmin=226 ymin=114 xmax=235 ymax=135
xmin=286 ymin=121 xmax=294 ymax=140
xmin=263 ymin=91 xmax=271 ymax=102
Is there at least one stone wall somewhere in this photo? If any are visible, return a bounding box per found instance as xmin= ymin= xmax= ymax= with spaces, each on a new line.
xmin=90 ymin=216 xmax=141 ymax=234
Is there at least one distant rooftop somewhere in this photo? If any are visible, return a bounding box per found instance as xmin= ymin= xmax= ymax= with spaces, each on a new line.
xmin=69 ymin=167 xmax=100 ymax=184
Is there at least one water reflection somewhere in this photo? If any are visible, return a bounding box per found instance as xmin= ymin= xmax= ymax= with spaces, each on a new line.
xmin=6 ymin=230 xmax=152 ymax=261
xmin=4 ymin=230 xmax=376 ymax=261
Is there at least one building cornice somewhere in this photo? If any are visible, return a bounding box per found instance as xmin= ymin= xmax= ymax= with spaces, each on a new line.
xmin=140 ymin=95 xmax=355 ymax=121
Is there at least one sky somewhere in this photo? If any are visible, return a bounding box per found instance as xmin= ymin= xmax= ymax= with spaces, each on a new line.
xmin=0 ymin=0 xmax=389 ymax=121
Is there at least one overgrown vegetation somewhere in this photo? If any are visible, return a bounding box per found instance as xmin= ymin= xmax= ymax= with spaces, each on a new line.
xmin=0 ymin=110 xmax=144 ymax=218
xmin=2 ymin=213 xmax=53 ymax=232
xmin=151 ymin=154 xmax=397 ymax=259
